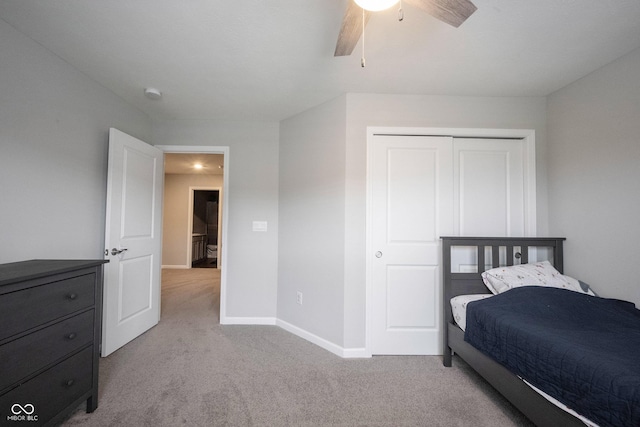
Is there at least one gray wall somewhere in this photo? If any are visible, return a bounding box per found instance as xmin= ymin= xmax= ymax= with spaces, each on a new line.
xmin=152 ymin=121 xmax=280 ymax=319
xmin=0 ymin=18 xmax=151 ymax=264
xmin=279 ymin=95 xmax=347 ymax=346
xmin=547 ymin=47 xmax=640 ymax=307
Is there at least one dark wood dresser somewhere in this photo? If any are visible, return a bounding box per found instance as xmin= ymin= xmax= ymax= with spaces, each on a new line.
xmin=0 ymin=259 xmax=107 ymax=426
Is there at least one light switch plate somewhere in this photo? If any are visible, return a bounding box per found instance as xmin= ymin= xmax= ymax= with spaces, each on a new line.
xmin=252 ymin=221 xmax=268 ymax=232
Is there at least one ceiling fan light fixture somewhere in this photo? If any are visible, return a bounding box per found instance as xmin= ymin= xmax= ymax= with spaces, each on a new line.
xmin=354 ymin=0 xmax=400 ymax=12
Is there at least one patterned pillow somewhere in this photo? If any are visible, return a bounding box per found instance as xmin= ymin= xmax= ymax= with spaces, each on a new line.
xmin=481 ymin=260 xmax=592 ymax=295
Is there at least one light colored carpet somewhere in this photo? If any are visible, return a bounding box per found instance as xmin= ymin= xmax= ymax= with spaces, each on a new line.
xmin=63 ymin=268 xmax=533 ymax=426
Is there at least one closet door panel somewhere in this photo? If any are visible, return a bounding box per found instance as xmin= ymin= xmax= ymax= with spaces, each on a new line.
xmin=370 ymin=135 xmax=453 ymax=355
xmin=368 ymin=131 xmax=534 ymax=355
xmin=453 ymin=138 xmax=525 ymax=237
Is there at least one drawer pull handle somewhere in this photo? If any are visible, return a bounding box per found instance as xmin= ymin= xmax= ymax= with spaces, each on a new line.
xmin=64 ymin=379 xmax=75 ymax=387
xmin=66 ymin=332 xmax=77 ymax=340
xmin=67 ymin=293 xmax=78 ymax=300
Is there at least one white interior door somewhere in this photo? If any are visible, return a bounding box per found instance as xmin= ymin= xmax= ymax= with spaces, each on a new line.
xmin=370 ymin=135 xmax=453 ymax=355
xmin=102 ymin=128 xmax=163 ymax=356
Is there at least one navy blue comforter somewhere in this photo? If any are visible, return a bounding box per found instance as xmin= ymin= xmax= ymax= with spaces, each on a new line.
xmin=464 ymin=286 xmax=640 ymax=427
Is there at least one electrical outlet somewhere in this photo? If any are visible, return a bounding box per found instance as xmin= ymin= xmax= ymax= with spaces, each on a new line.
xmin=296 ymin=291 xmax=303 ymax=305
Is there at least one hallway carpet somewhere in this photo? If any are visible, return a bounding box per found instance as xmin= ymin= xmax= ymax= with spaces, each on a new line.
xmin=63 ymin=268 xmax=533 ymax=426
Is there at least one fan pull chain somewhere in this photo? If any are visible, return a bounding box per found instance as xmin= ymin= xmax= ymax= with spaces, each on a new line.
xmin=361 ymin=7 xmax=366 ymax=67
xmin=398 ymin=0 xmax=404 ymax=21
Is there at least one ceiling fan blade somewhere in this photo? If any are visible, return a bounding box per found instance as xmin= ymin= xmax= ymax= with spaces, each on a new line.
xmin=404 ymin=0 xmax=477 ymax=28
xmin=334 ymin=1 xmax=371 ymax=57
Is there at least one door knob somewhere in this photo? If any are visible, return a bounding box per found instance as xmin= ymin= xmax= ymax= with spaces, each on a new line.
xmin=111 ymin=248 xmax=128 ymax=256
xmin=375 ymin=251 xmax=383 ymax=258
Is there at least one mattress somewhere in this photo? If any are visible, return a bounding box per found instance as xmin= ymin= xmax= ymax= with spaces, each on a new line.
xmin=450 ymin=294 xmax=492 ymax=332
xmin=450 ymin=292 xmax=599 ymax=427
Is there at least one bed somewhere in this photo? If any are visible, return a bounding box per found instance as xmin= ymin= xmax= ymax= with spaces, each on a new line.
xmin=441 ymin=236 xmax=640 ymax=427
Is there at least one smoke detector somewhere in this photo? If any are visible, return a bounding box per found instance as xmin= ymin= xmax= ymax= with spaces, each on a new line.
xmin=144 ymin=87 xmax=162 ymax=100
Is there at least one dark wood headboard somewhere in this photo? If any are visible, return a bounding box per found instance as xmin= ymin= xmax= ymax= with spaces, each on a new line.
xmin=441 ymin=236 xmax=566 ymax=328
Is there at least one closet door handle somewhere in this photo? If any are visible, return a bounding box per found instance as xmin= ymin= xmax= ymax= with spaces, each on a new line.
xmin=375 ymin=251 xmax=383 ymax=258
xmin=111 ymin=248 xmax=128 ymax=256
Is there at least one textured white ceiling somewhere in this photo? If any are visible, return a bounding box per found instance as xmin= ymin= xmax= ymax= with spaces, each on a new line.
xmin=2 ymin=0 xmax=640 ymax=122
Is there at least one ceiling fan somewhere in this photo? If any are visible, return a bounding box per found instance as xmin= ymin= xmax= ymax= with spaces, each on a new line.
xmin=334 ymin=0 xmax=477 ymax=57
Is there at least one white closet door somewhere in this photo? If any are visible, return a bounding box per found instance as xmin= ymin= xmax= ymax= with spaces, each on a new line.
xmin=450 ymin=138 xmax=525 ymax=272
xmin=369 ymin=134 xmax=531 ymax=354
xmin=370 ymin=135 xmax=453 ymax=355
xmin=453 ymin=138 xmax=524 ymax=236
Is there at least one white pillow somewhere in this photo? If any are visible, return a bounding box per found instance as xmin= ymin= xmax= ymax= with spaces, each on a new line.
xmin=481 ymin=260 xmax=592 ymax=295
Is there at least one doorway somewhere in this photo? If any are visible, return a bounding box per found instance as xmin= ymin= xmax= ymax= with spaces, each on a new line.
xmin=158 ymin=145 xmax=230 ymax=323
xmin=191 ymin=189 xmax=220 ymax=268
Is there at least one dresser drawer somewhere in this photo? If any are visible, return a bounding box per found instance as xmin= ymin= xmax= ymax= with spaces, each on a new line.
xmin=0 ymin=347 xmax=93 ymax=426
xmin=0 ymin=273 xmax=95 ymax=341
xmin=0 ymin=310 xmax=94 ymax=392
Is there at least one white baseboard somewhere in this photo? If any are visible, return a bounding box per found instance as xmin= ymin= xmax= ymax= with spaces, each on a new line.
xmin=276 ymin=319 xmax=371 ymax=359
xmin=217 ymin=316 xmax=370 ymax=358
xmin=342 ymin=347 xmax=371 ymax=358
xmin=221 ymin=316 xmax=277 ymax=325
